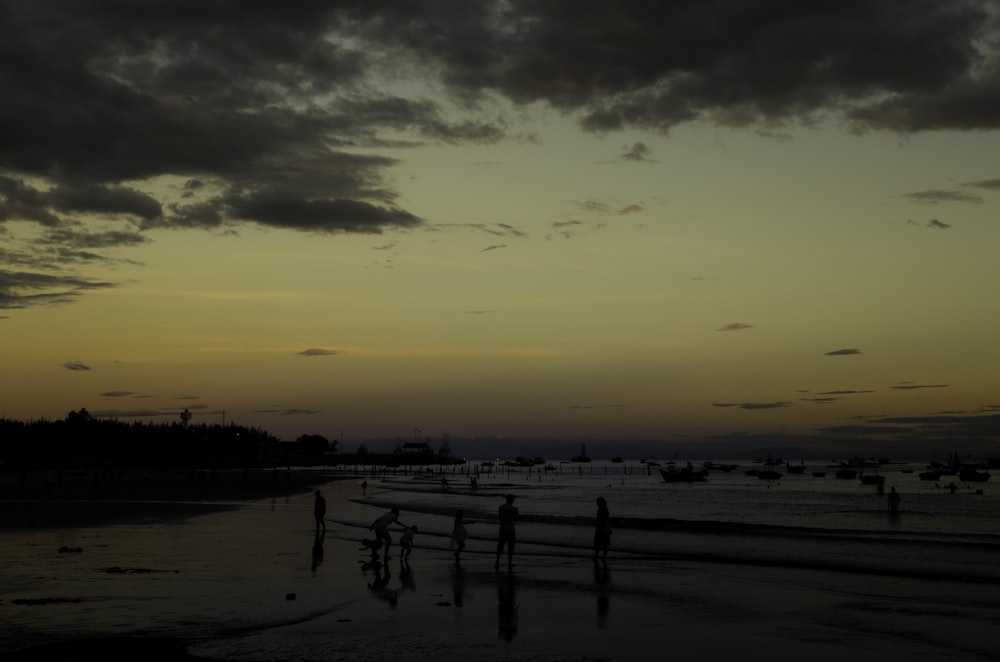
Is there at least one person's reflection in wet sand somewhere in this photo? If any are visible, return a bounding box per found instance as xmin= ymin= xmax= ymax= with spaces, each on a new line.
xmin=593 ymin=563 xmax=611 ymax=629
xmin=496 ymin=571 xmax=518 ymax=641
xmin=311 ymin=530 xmax=324 ymax=572
xmin=450 ymin=563 xmax=466 ymax=607
xmin=399 ymin=559 xmax=416 ymax=594
xmin=366 ymin=562 xmax=398 ymax=608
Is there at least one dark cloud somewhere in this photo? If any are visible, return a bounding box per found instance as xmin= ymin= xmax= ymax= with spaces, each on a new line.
xmin=902 ymin=190 xmax=984 ymax=205
xmin=906 ymin=218 xmax=953 ymax=229
xmin=3 ymin=2 xmax=999 ymax=308
xmin=713 ymin=402 xmax=793 ymax=410
xmin=100 ymin=391 xmax=137 ymax=398
xmin=962 ymin=178 xmax=1000 ymax=189
xmin=298 ymin=348 xmax=342 ymax=356
xmin=816 ymin=389 xmax=876 ymax=395
xmin=573 ymin=201 xmax=647 ymax=216
xmin=62 ymin=361 xmax=91 ymax=371
xmin=826 ymin=348 xmax=862 ymax=356
xmin=717 ymin=322 xmax=753 ymax=332
xmin=481 ymin=244 xmax=508 ymax=252
xmin=620 ymin=142 xmax=654 ymax=162
xmin=801 ymin=397 xmax=838 ymax=404
xmin=0 ymin=270 xmax=115 ymax=309
xmin=890 ymin=383 xmax=950 ymax=390
xmin=254 ymin=407 xmax=322 ymax=416
xmin=280 ymin=408 xmax=323 ymax=416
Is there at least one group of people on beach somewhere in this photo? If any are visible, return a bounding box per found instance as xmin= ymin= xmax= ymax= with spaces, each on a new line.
xmin=328 ymin=490 xmax=611 ymax=569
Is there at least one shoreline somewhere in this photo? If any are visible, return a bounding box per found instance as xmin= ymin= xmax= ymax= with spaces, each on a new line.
xmin=4 ymin=474 xmax=998 ymax=661
xmin=0 ymin=468 xmax=350 ymax=530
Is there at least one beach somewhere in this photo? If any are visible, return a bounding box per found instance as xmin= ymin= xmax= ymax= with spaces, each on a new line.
xmin=2 ymin=468 xmax=998 ymax=661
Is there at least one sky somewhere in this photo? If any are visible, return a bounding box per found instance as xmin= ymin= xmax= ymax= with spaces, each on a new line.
xmin=2 ymin=1 xmax=1000 ymax=458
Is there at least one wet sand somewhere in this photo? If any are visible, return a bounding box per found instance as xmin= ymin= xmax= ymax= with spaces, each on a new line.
xmin=0 ymin=469 xmax=350 ymax=530
xmin=2 ymin=473 xmax=997 ymax=661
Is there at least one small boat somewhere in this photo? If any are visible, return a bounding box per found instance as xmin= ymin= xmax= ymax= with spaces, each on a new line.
xmin=919 ymin=470 xmax=942 ymax=481
xmin=570 ymin=444 xmax=591 ymax=463
xmin=785 ymin=462 xmax=806 ymax=474
xmin=704 ymin=461 xmax=740 ymax=472
xmin=859 ymin=473 xmax=885 ymax=485
xmin=959 ymin=468 xmax=991 ymax=482
xmin=748 ymin=454 xmax=782 ymax=480
xmin=835 ymin=469 xmax=858 ymax=479
xmin=610 ymin=456 xmax=624 ymax=463
xmin=659 ymin=464 xmax=708 ymax=483
xmin=812 ymin=472 xmax=827 ymax=478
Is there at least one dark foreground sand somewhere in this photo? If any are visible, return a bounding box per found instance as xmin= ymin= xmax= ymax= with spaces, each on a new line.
xmin=3 ymin=470 xmax=997 ymax=662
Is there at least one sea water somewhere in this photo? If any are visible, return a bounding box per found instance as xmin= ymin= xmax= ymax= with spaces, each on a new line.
xmin=3 ymin=461 xmax=998 ymax=660
xmin=348 ymin=459 xmax=1000 ymax=583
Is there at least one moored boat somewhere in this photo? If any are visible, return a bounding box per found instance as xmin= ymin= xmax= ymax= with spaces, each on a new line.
xmin=959 ymin=467 xmax=991 ymax=482
xmin=659 ymin=464 xmax=708 ymax=483
xmin=859 ymin=472 xmax=885 ymax=485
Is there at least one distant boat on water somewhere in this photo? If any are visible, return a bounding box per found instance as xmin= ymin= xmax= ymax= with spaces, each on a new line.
xmin=859 ymin=472 xmax=885 ymax=486
xmin=959 ymin=467 xmax=991 ymax=482
xmin=570 ymin=444 xmax=591 ymax=463
xmin=659 ymin=461 xmax=708 ymax=483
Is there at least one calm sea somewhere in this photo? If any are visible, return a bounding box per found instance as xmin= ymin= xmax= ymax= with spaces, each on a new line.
xmin=351 ymin=459 xmax=1000 ymax=583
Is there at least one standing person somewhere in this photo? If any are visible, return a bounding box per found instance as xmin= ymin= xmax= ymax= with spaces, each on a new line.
xmin=495 ymin=494 xmax=518 ymax=570
xmin=399 ymin=525 xmax=417 ymax=562
xmin=593 ymin=496 xmax=610 ymax=562
xmin=888 ymin=486 xmax=901 ymax=514
xmin=361 ymin=480 xmax=368 ymax=496
xmin=451 ymin=510 xmax=469 ymax=563
xmin=313 ymin=489 xmax=326 ymax=532
xmin=369 ymin=507 xmax=406 ymax=562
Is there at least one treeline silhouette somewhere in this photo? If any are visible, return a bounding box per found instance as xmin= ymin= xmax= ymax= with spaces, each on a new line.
xmin=0 ymin=409 xmax=336 ymax=471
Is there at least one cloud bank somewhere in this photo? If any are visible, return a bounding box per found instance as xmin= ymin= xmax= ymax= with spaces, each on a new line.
xmin=3 ymin=2 xmax=999 ymax=308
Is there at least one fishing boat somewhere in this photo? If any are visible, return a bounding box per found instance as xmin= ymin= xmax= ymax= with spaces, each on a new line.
xmin=859 ymin=472 xmax=885 ymax=486
xmin=959 ymin=467 xmax=991 ymax=482
xmin=746 ymin=455 xmax=782 ymax=480
xmin=659 ymin=462 xmax=708 ymax=483
xmin=704 ymin=461 xmax=740 ymax=472
xmin=570 ymin=444 xmax=591 ymax=463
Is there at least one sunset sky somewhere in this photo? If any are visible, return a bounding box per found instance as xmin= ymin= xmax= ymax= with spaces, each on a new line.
xmin=3 ymin=2 xmax=999 ymax=457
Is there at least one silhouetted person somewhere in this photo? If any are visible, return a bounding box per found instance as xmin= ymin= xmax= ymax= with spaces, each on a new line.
xmin=888 ymin=486 xmax=901 ymax=513
xmin=369 ymin=507 xmax=406 ymax=562
xmin=451 ymin=509 xmax=469 ymax=563
xmin=362 ymin=480 xmax=368 ymax=496
xmin=313 ymin=489 xmax=326 ymax=532
xmin=399 ymin=524 xmax=417 ymax=561
xmin=594 ymin=496 xmax=610 ymax=562
xmin=495 ymin=494 xmax=518 ymax=569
